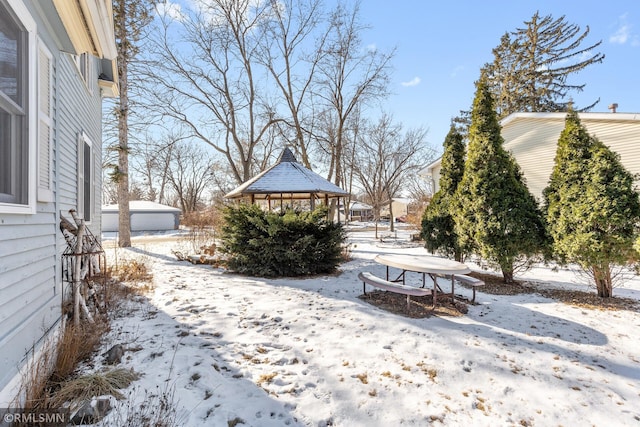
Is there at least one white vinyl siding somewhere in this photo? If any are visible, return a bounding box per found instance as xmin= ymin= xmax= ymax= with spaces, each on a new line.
xmin=502 ymin=115 xmax=640 ymax=201
xmin=0 ymin=0 xmax=113 ymax=396
xmin=426 ymin=113 xmax=640 ymax=200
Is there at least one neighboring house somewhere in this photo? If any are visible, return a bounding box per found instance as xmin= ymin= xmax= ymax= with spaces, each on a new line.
xmin=380 ymin=198 xmax=410 ymax=222
xmin=0 ymin=0 xmax=117 ymax=398
xmin=421 ymin=112 xmax=640 ymax=201
xmin=347 ymin=201 xmax=374 ymax=222
xmin=102 ymin=201 xmax=181 ymax=232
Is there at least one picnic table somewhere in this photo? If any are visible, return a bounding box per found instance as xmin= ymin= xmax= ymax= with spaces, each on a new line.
xmin=372 ymin=254 xmax=471 ymax=307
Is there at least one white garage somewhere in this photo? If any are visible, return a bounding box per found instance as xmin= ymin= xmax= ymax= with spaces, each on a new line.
xmin=102 ymin=201 xmax=181 ymax=232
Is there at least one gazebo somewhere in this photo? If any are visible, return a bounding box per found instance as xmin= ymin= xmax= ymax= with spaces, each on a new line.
xmin=224 ymin=148 xmax=349 ymax=220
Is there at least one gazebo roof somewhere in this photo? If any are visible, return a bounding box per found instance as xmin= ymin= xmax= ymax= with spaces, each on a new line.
xmin=224 ymin=148 xmax=349 ymax=200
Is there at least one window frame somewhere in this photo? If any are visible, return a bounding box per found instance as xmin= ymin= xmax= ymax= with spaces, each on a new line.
xmin=37 ymin=39 xmax=53 ymax=202
xmin=77 ymin=132 xmax=93 ymax=223
xmin=73 ymin=52 xmax=93 ymax=95
xmin=0 ymin=0 xmax=37 ymax=214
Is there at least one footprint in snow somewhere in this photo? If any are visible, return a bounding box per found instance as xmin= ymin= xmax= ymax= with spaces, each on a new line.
xmin=461 ymin=360 xmax=474 ymax=372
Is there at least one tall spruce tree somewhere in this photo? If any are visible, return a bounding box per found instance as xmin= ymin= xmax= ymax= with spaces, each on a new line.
xmin=453 ymin=79 xmax=548 ymax=283
xmin=543 ymin=110 xmax=640 ymax=297
xmin=421 ymin=125 xmax=466 ymax=261
xmin=483 ymin=12 xmax=604 ymax=120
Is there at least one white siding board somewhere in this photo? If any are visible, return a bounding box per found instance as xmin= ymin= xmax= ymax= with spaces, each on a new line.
xmin=0 ymin=244 xmax=54 ymax=277
xmin=428 ymin=113 xmax=640 ymax=199
xmin=0 ymin=297 xmax=60 ymax=394
xmin=501 ymin=115 xmax=640 ymax=201
xmin=503 ymin=119 xmax=565 ymax=200
xmin=55 ymin=55 xmax=103 ymax=236
xmin=0 ymin=222 xmax=53 ymax=240
xmin=0 ymin=11 xmax=106 ymax=395
xmin=0 ymin=272 xmax=57 ymax=338
xmin=431 ymin=164 xmax=442 ymax=194
xmin=0 ymin=262 xmax=54 ymax=295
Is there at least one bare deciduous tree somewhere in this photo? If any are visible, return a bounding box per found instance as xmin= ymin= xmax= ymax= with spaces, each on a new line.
xmin=131 ymin=133 xmax=187 ymax=204
xmin=257 ymin=0 xmax=327 ymax=169
xmin=121 ymin=0 xmax=394 ymax=203
xmin=162 ymin=141 xmax=217 ymax=214
xmin=142 ymin=0 xmax=281 ymax=185
xmin=312 ymin=1 xmax=394 ymax=195
xmin=352 ymin=114 xmax=433 ymax=238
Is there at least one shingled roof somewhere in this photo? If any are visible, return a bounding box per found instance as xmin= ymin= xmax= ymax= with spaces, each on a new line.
xmin=224 ymin=148 xmax=349 ymax=200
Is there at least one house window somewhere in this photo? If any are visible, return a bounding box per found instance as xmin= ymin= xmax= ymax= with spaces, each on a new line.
xmin=74 ymin=52 xmax=93 ymax=94
xmin=0 ymin=0 xmax=28 ymax=206
xmin=77 ymin=132 xmax=93 ymax=222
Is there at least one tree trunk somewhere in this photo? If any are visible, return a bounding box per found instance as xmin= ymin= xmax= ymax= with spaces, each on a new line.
xmin=593 ymin=265 xmax=612 ymax=298
xmin=502 ymin=269 xmax=514 ymax=284
xmin=116 ymin=0 xmax=131 ymax=247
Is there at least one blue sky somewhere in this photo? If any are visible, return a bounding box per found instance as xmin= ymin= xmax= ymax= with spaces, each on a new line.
xmin=357 ymin=0 xmax=640 ymax=149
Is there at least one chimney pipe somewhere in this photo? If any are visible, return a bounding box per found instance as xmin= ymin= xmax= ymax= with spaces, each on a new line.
xmin=608 ymin=103 xmax=618 ymax=113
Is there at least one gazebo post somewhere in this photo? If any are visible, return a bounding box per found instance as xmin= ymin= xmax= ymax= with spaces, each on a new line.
xmin=310 ymin=194 xmax=315 ymax=210
xmin=324 ymin=194 xmax=329 ymax=221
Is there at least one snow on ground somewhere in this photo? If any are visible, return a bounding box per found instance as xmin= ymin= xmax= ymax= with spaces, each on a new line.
xmin=98 ymin=227 xmax=640 ymax=426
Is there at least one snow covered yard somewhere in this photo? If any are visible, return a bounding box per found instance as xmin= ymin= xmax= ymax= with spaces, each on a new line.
xmin=99 ymin=229 xmax=640 ymax=426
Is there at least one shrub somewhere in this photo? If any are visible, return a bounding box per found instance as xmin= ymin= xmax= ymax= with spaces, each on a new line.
xmin=180 ymin=206 xmax=221 ymax=254
xmin=220 ymin=204 xmax=345 ymax=277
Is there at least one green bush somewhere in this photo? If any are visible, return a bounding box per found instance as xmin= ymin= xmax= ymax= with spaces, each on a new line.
xmin=220 ymin=204 xmax=346 ymax=277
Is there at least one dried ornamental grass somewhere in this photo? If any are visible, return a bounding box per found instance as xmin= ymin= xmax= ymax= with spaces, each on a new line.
xmin=49 ymin=369 xmax=139 ymax=408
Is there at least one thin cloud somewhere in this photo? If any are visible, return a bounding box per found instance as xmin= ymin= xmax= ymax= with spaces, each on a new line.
xmin=450 ymin=65 xmax=464 ymax=78
xmin=609 ymin=13 xmax=638 ymax=45
xmin=401 ymin=77 xmax=421 ymax=87
xmin=610 ymin=24 xmax=630 ymax=44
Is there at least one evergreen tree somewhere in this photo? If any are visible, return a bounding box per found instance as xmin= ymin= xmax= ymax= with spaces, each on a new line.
xmin=421 ymin=125 xmax=466 ymax=261
xmin=483 ymin=12 xmax=604 ymax=119
xmin=220 ymin=204 xmax=345 ymax=277
xmin=453 ymin=79 xmax=548 ymax=283
xmin=543 ymin=110 xmax=640 ymax=297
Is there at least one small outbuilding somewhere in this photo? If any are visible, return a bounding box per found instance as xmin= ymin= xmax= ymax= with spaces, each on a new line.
xmin=102 ymin=201 xmax=181 ymax=232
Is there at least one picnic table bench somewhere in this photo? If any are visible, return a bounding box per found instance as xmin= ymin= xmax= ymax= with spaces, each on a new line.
xmin=454 ymin=274 xmax=485 ymax=303
xmin=358 ymin=271 xmax=431 ymax=311
xmin=431 ymin=273 xmax=485 ymax=303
